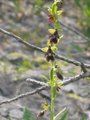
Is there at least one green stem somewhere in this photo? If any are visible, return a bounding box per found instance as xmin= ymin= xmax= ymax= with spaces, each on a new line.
xmin=50 ymin=63 xmax=56 ymax=120
xmin=50 ymin=86 xmax=55 ymax=120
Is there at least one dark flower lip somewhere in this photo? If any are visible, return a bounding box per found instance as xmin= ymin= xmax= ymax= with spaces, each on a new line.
xmin=46 ymin=54 xmax=54 ymax=62
xmin=48 ymin=29 xmax=59 ymax=44
xmin=45 ymin=46 xmax=55 ymax=62
xmin=56 ymin=72 xmax=63 ymax=80
xmin=50 ymin=35 xmax=58 ymax=44
xmin=45 ymin=52 xmax=54 ymax=62
xmin=54 ymin=29 xmax=59 ymax=38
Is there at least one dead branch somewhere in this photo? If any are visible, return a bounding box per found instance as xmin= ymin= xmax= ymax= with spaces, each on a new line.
xmin=0 ymin=71 xmax=90 ymax=105
xmin=26 ymin=71 xmax=90 ymax=86
xmin=63 ymin=71 xmax=90 ymax=85
xmin=0 ymin=27 xmax=90 ymax=106
xmin=26 ymin=78 xmax=48 ymax=86
xmin=0 ymin=28 xmax=90 ymax=68
xmin=59 ymin=21 xmax=90 ymax=42
xmin=0 ymin=86 xmax=47 ymax=105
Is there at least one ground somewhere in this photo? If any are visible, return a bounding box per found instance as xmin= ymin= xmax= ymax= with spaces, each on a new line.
xmin=0 ymin=0 xmax=90 ymax=120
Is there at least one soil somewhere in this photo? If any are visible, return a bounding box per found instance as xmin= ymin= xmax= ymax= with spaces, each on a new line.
xmin=0 ymin=0 xmax=90 ymax=120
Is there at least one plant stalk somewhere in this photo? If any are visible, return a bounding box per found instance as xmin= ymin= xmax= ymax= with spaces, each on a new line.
xmin=50 ymin=86 xmax=55 ymax=120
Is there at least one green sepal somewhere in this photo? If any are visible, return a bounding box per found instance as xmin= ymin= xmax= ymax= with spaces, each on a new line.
xmin=52 ymin=3 xmax=58 ymax=15
xmin=41 ymin=47 xmax=48 ymax=52
xmin=57 ymin=10 xmax=63 ymax=15
xmin=48 ymin=7 xmax=53 ymax=14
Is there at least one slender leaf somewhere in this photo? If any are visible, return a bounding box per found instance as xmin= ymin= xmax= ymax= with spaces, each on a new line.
xmin=81 ymin=114 xmax=87 ymax=120
xmin=22 ymin=108 xmax=36 ymax=120
xmin=59 ymin=111 xmax=68 ymax=120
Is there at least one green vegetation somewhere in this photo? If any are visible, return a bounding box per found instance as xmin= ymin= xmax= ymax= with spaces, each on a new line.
xmin=0 ymin=0 xmax=89 ymax=120
xmin=74 ymin=0 xmax=90 ymax=38
xmin=22 ymin=108 xmax=36 ymax=120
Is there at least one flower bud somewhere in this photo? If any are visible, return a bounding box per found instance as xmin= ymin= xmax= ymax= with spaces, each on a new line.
xmin=37 ymin=110 xmax=45 ymax=117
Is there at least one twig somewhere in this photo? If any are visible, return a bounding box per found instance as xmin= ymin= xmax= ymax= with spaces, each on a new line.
xmin=26 ymin=78 xmax=48 ymax=86
xmin=0 ymin=71 xmax=90 ymax=105
xmin=59 ymin=21 xmax=90 ymax=42
xmin=55 ymin=54 xmax=90 ymax=68
xmin=63 ymin=71 xmax=90 ymax=86
xmin=0 ymin=86 xmax=47 ymax=105
xmin=26 ymin=71 xmax=90 ymax=86
xmin=0 ymin=28 xmax=90 ymax=68
xmin=0 ymin=28 xmax=43 ymax=53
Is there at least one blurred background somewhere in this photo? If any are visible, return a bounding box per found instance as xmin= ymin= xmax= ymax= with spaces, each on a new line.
xmin=0 ymin=0 xmax=90 ymax=120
